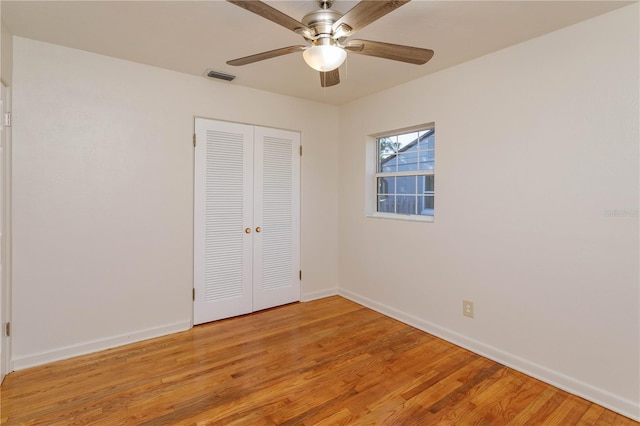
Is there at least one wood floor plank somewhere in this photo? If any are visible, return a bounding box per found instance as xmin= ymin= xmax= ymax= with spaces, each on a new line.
xmin=578 ymin=404 xmax=607 ymax=425
xmin=1 ymin=296 xmax=637 ymax=425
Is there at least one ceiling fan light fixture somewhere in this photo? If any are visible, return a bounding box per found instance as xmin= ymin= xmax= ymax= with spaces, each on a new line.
xmin=226 ymin=0 xmax=433 ymax=88
xmin=303 ymin=39 xmax=346 ymax=72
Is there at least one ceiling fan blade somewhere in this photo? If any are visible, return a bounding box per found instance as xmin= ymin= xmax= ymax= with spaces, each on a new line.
xmin=320 ymin=69 xmax=340 ymax=87
xmin=227 ymin=46 xmax=306 ymax=66
xmin=332 ymin=0 xmax=411 ymax=38
xmin=227 ymin=0 xmax=313 ymax=38
xmin=345 ymin=40 xmax=434 ymax=65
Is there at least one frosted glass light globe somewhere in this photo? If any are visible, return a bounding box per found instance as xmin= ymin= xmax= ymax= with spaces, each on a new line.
xmin=303 ymin=45 xmax=347 ymax=72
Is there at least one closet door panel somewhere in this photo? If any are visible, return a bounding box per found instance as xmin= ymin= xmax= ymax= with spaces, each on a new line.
xmin=253 ymin=127 xmax=300 ymax=311
xmin=194 ymin=119 xmax=254 ymax=325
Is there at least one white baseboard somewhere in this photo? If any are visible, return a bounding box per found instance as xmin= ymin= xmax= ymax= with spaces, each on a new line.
xmin=338 ymin=288 xmax=640 ymax=422
xmin=12 ymin=320 xmax=192 ymax=371
xmin=11 ymin=288 xmax=340 ymax=370
xmin=301 ymin=287 xmax=338 ymax=302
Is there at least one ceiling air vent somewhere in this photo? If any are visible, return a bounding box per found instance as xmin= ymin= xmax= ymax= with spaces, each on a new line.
xmin=205 ymin=69 xmax=236 ymax=82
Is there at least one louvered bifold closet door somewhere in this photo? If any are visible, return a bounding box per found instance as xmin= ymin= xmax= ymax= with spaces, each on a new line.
xmin=194 ymin=119 xmax=254 ymax=325
xmin=252 ymin=127 xmax=300 ymax=311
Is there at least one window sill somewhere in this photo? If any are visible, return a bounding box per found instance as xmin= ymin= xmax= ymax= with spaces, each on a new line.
xmin=366 ymin=212 xmax=434 ymax=223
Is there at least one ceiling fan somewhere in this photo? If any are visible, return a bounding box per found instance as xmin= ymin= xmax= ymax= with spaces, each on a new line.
xmin=226 ymin=0 xmax=434 ymax=87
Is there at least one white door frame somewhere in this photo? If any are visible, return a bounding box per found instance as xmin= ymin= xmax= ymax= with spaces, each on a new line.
xmin=1 ymin=80 xmax=13 ymax=381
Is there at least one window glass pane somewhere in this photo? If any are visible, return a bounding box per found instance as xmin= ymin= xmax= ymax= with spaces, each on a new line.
xmin=397 ymin=132 xmax=417 ymax=150
xmin=380 ymin=159 xmax=396 ymax=173
xmin=418 ymin=131 xmax=435 ymax=170
xmin=396 ymin=176 xmax=417 ymax=195
xmin=425 ymin=134 xmax=434 ymax=150
xmin=377 ymin=177 xmax=395 ymax=194
xmin=419 ymin=160 xmax=435 ymax=171
xmin=377 ymin=195 xmax=395 ymax=213
xmin=424 ymin=175 xmax=434 ymax=193
xmin=419 ymin=148 xmax=435 ymax=171
xmin=379 ymin=136 xmax=399 ymax=154
xmin=378 ymin=136 xmax=398 ymax=173
xmin=419 ymin=196 xmax=434 ymax=216
xmin=397 ymin=152 xmax=419 ymax=172
xmin=396 ymin=196 xmax=417 ymax=215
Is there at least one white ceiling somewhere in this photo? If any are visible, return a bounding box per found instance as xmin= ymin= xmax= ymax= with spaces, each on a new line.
xmin=1 ymin=1 xmax=633 ymax=105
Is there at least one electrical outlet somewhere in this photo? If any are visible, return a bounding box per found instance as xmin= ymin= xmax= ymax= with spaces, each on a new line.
xmin=463 ymin=300 xmax=474 ymax=318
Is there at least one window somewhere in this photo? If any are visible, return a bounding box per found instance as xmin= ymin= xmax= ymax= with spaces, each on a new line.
xmin=375 ymin=127 xmax=434 ymax=218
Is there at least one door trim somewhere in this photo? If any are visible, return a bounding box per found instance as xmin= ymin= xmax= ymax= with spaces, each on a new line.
xmin=1 ymin=81 xmax=13 ymax=380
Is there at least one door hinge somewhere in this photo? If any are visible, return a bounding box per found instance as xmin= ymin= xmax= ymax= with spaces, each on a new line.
xmin=192 ymin=288 xmax=195 ymax=301
xmin=193 ymin=133 xmax=196 ymax=147
xmin=299 ymin=145 xmax=302 ymax=156
xmin=3 ymin=112 xmax=11 ymax=128
xmin=5 ymin=322 xmax=10 ymax=337
xmin=299 ymin=270 xmax=302 ymax=281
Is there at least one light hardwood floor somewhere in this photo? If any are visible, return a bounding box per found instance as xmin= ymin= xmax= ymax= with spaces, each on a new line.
xmin=1 ymin=296 xmax=637 ymax=425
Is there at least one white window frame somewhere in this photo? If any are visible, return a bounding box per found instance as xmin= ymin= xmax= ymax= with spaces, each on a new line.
xmin=366 ymin=123 xmax=435 ymax=223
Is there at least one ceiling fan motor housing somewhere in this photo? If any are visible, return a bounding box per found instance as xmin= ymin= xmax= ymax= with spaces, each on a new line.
xmin=302 ymin=8 xmax=343 ymax=38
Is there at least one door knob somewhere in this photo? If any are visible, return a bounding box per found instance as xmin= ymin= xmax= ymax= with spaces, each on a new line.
xmin=255 ymin=227 xmax=261 ymax=233
xmin=245 ymin=228 xmax=251 ymax=234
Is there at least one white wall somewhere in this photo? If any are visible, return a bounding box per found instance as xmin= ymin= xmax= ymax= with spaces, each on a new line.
xmin=339 ymin=4 xmax=639 ymax=420
xmin=11 ymin=37 xmax=340 ymax=368
xmin=1 ymin=18 xmax=13 ymax=85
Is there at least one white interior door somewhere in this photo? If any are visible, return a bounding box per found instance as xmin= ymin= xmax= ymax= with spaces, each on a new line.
xmin=253 ymin=127 xmax=300 ymax=311
xmin=194 ymin=119 xmax=254 ymax=325
xmin=194 ymin=118 xmax=300 ymax=325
